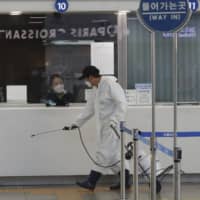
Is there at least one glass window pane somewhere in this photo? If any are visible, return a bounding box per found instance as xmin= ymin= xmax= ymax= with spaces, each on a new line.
xmin=0 ymin=13 xmax=117 ymax=104
xmin=127 ymin=13 xmax=200 ymax=103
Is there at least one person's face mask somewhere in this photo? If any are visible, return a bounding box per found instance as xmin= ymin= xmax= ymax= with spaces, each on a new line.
xmin=85 ymin=80 xmax=92 ymax=88
xmin=53 ymin=84 xmax=65 ymax=94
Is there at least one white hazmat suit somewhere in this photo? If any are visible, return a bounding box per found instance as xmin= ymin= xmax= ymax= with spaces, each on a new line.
xmin=74 ymin=76 xmax=130 ymax=174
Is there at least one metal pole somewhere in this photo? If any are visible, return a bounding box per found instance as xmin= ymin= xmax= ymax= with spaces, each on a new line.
xmin=173 ymin=32 xmax=181 ymax=200
xmin=150 ymin=31 xmax=157 ymax=200
xmin=117 ymin=11 xmax=127 ymax=200
xmin=174 ymin=148 xmax=182 ymax=200
xmin=120 ymin=122 xmax=126 ymax=200
xmin=117 ymin=11 xmax=128 ymax=89
xmin=133 ymin=129 xmax=139 ymax=200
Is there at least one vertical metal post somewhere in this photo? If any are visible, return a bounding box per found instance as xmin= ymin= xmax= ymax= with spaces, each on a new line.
xmin=120 ymin=122 xmax=126 ymax=200
xmin=150 ymin=31 xmax=156 ymax=200
xmin=117 ymin=12 xmax=128 ymax=200
xmin=174 ymin=148 xmax=182 ymax=200
xmin=173 ymin=32 xmax=181 ymax=200
xmin=117 ymin=11 xmax=128 ymax=89
xmin=133 ymin=129 xmax=139 ymax=200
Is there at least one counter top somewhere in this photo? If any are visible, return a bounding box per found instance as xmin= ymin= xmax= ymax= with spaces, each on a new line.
xmin=0 ymin=103 xmax=85 ymax=109
xmin=1 ymin=102 xmax=200 ymax=109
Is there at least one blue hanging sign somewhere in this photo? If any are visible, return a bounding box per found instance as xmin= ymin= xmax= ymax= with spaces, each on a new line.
xmin=189 ymin=0 xmax=199 ymax=12
xmin=137 ymin=0 xmax=192 ymax=32
xmin=55 ymin=0 xmax=69 ymax=13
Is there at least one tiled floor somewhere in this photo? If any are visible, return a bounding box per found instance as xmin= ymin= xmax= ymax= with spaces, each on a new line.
xmin=0 ymin=183 xmax=199 ymax=200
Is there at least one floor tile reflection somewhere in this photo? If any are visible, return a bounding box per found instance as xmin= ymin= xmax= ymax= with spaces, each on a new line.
xmin=0 ymin=183 xmax=198 ymax=200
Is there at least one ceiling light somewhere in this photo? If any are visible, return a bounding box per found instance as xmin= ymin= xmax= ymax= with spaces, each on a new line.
xmin=51 ymin=40 xmax=93 ymax=46
xmin=10 ymin=11 xmax=22 ymax=16
xmin=117 ymin=10 xmax=130 ymax=15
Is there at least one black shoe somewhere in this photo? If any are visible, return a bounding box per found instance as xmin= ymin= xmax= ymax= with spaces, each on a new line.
xmin=77 ymin=180 xmax=96 ymax=190
xmin=110 ymin=169 xmax=133 ymax=190
xmin=148 ymin=179 xmax=162 ymax=194
xmin=156 ymin=180 xmax=162 ymax=194
xmin=110 ymin=182 xmax=120 ymax=190
xmin=76 ymin=170 xmax=101 ymax=191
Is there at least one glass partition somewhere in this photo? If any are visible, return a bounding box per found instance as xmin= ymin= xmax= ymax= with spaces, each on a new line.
xmin=0 ymin=13 xmax=117 ymax=104
xmin=127 ymin=12 xmax=200 ymax=103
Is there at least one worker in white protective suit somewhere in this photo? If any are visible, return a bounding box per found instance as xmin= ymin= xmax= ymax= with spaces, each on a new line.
xmin=69 ymin=66 xmax=132 ymax=191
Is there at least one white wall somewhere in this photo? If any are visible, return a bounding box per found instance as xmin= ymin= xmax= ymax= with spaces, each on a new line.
xmin=0 ymin=0 xmax=139 ymax=13
xmin=0 ymin=105 xmax=199 ymax=176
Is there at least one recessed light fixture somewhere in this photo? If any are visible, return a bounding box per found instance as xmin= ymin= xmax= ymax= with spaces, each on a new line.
xmin=28 ymin=21 xmax=44 ymax=24
xmin=10 ymin=11 xmax=22 ymax=16
xmin=29 ymin=16 xmax=46 ymax=19
xmin=51 ymin=40 xmax=93 ymax=46
xmin=117 ymin=10 xmax=131 ymax=15
xmin=92 ymin=19 xmax=108 ymax=23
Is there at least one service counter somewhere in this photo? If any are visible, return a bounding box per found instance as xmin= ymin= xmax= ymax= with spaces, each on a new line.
xmin=0 ymin=104 xmax=199 ymax=176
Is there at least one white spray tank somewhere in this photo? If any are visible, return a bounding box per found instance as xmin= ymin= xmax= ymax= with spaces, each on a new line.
xmin=138 ymin=150 xmax=163 ymax=176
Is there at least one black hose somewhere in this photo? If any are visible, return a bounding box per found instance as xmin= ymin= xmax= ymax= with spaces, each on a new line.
xmin=77 ymin=127 xmax=120 ymax=168
xmin=31 ymin=126 xmax=120 ymax=168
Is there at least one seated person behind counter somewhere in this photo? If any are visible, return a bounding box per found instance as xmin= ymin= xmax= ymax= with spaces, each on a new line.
xmin=46 ymin=74 xmax=73 ymax=106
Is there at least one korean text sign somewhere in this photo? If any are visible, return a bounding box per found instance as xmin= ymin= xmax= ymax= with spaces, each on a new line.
xmin=138 ymin=0 xmax=191 ymax=32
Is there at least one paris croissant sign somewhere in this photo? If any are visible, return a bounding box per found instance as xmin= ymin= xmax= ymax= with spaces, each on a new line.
xmin=137 ymin=0 xmax=192 ymax=32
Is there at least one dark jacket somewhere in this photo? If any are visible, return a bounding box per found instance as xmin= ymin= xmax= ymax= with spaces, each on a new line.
xmin=46 ymin=90 xmax=73 ymax=106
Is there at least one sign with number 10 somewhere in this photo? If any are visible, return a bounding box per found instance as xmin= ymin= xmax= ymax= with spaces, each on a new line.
xmin=55 ymin=0 xmax=69 ymax=13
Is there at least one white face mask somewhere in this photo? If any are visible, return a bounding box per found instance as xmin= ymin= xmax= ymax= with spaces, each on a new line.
xmin=85 ymin=81 xmax=92 ymax=88
xmin=53 ymin=84 xmax=65 ymax=94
